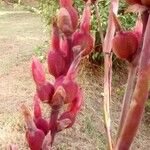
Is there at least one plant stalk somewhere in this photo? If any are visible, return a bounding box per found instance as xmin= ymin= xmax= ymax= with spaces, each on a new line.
xmin=115 ymin=13 xmax=150 ymax=150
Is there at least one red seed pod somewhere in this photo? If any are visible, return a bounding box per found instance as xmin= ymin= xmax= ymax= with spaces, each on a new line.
xmin=141 ymin=0 xmax=150 ymax=6
xmin=57 ymin=7 xmax=73 ymax=36
xmin=80 ymin=2 xmax=91 ymax=33
xmin=112 ymin=31 xmax=139 ymax=60
xmin=72 ymin=30 xmax=94 ymax=56
xmin=32 ymin=57 xmax=46 ymax=87
xmin=22 ymin=105 xmax=45 ymax=150
xmin=36 ymin=82 xmax=54 ymax=103
xmin=33 ymin=95 xmax=49 ymax=135
xmin=66 ymin=6 xmax=79 ymax=31
xmin=47 ymin=51 xmax=66 ymax=78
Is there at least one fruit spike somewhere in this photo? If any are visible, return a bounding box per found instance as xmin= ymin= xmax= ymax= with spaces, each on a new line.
xmin=32 ymin=57 xmax=46 ymax=86
xmin=21 ymin=105 xmax=45 ymax=150
xmin=57 ymin=7 xmax=73 ymax=36
xmin=33 ymin=94 xmax=49 ymax=135
xmin=80 ymin=1 xmax=91 ymax=33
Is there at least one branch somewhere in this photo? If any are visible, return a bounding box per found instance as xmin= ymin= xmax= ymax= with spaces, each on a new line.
xmin=103 ymin=0 xmax=119 ymax=149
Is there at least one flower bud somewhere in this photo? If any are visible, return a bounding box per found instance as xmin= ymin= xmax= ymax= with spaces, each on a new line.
xmin=57 ymin=7 xmax=73 ymax=36
xmin=32 ymin=57 xmax=45 ymax=86
xmin=33 ymin=95 xmax=49 ymax=135
xmin=48 ymin=51 xmax=66 ymax=78
xmin=36 ymin=82 xmax=54 ymax=103
xmin=21 ymin=105 xmax=45 ymax=150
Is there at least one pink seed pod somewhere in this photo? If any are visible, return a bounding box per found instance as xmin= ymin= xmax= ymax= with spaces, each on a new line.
xmin=72 ymin=30 xmax=94 ymax=56
xmin=32 ymin=57 xmax=46 ymax=86
xmin=33 ymin=95 xmax=49 ymax=135
xmin=80 ymin=2 xmax=91 ymax=33
xmin=47 ymin=51 xmax=66 ymax=78
xmin=36 ymin=82 xmax=54 ymax=103
xmin=57 ymin=7 xmax=73 ymax=36
xmin=22 ymin=105 xmax=45 ymax=150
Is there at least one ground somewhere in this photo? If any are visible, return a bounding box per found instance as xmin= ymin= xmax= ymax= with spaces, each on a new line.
xmin=0 ymin=4 xmax=150 ymax=150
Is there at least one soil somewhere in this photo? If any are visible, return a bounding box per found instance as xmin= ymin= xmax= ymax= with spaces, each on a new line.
xmin=0 ymin=5 xmax=150 ymax=150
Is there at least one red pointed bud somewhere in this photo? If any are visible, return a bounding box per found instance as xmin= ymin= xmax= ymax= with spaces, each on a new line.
xmin=33 ymin=95 xmax=49 ymax=135
xmin=36 ymin=82 xmax=54 ymax=103
xmin=32 ymin=57 xmax=46 ymax=86
xmin=33 ymin=94 xmax=42 ymax=119
xmin=21 ymin=105 xmax=45 ymax=150
xmin=48 ymin=51 xmax=66 ymax=78
xmin=80 ymin=2 xmax=91 ymax=33
xmin=51 ymin=19 xmax=60 ymax=51
xmin=66 ymin=6 xmax=79 ymax=31
xmin=57 ymin=7 xmax=73 ymax=36
xmin=72 ymin=30 xmax=94 ymax=56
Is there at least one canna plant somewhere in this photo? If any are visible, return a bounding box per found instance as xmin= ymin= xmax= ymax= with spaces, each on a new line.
xmin=19 ymin=0 xmax=150 ymax=149
xmin=21 ymin=0 xmax=94 ymax=149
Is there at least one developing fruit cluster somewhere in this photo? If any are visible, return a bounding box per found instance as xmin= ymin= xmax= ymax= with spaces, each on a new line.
xmin=112 ymin=13 xmax=143 ymax=62
xmin=22 ymin=0 xmax=94 ymax=150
